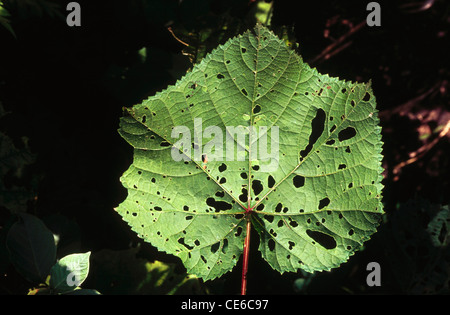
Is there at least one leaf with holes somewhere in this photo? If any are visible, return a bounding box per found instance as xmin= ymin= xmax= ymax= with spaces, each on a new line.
xmin=115 ymin=24 xmax=384 ymax=282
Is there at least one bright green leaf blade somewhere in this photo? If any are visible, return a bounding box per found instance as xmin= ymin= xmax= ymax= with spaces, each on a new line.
xmin=49 ymin=252 xmax=91 ymax=293
xmin=116 ymin=24 xmax=384 ymax=279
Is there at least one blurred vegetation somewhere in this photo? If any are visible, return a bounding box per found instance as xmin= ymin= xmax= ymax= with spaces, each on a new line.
xmin=1 ymin=0 xmax=449 ymax=294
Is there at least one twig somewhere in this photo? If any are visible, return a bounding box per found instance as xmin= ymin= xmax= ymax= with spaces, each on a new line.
xmin=167 ymin=27 xmax=189 ymax=47
xmin=379 ymin=81 xmax=442 ymax=120
xmin=393 ymin=120 xmax=450 ymax=175
xmin=309 ymin=20 xmax=366 ymax=65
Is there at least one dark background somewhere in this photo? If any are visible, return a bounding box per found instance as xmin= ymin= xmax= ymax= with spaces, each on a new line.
xmin=0 ymin=0 xmax=449 ymax=294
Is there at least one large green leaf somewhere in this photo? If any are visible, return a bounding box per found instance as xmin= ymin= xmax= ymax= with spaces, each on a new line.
xmin=116 ymin=24 xmax=384 ymax=280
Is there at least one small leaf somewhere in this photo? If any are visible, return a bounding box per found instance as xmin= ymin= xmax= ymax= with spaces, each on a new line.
xmin=6 ymin=213 xmax=56 ymax=284
xmin=49 ymin=252 xmax=91 ymax=294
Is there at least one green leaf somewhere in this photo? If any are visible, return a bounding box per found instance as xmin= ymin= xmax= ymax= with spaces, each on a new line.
xmin=6 ymin=213 xmax=56 ymax=284
xmin=427 ymin=205 xmax=450 ymax=247
xmin=0 ymin=2 xmax=16 ymax=38
xmin=116 ymin=24 xmax=384 ymax=280
xmin=49 ymin=252 xmax=91 ymax=294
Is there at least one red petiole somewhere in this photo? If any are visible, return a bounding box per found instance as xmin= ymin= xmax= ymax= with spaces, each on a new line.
xmin=241 ymin=205 xmax=254 ymax=295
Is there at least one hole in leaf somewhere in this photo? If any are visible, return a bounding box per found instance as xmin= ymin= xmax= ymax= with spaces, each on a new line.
xmin=363 ymin=92 xmax=371 ymax=101
xmin=194 ymin=240 xmax=200 ymax=246
xmin=293 ymin=175 xmax=305 ymax=188
xmin=345 ymin=146 xmax=351 ymax=153
xmin=277 ymin=220 xmax=284 ymax=228
xmin=351 ymin=100 xmax=356 ymax=107
xmin=252 ymin=165 xmax=260 ymax=171
xmin=338 ymin=127 xmax=356 ymax=141
xmin=318 ymin=197 xmax=330 ymax=210
xmin=206 ymin=197 xmax=232 ymax=211
xmin=306 ymin=230 xmax=337 ymax=249
xmin=268 ymin=239 xmax=275 ymax=251
xmin=241 ymin=47 xmax=247 ymax=53
xmin=253 ymin=104 xmax=261 ymax=114
xmin=217 ymin=73 xmax=225 ymax=79
xmin=300 ymin=108 xmax=326 ymax=159
xmin=215 ymin=191 xmax=225 ymax=198
xmin=239 ymin=188 xmax=248 ymax=203
xmin=240 ymin=172 xmax=248 ymax=179
xmin=264 ymin=215 xmax=274 ymax=223
xmin=141 ymin=115 xmax=146 ymax=123
xmin=154 ymin=206 xmax=162 ymax=211
xmin=275 ymin=203 xmax=283 ymax=213
xmin=288 ymin=241 xmax=295 ymax=250
xmin=326 ymin=139 xmax=335 ymax=145
xmin=267 ymin=175 xmax=275 ymax=188
xmin=349 ymin=229 xmax=354 ymax=236
xmin=252 ymin=180 xmax=263 ymax=196
xmin=222 ymin=239 xmax=229 ymax=254
xmin=185 ymin=215 xmax=193 ymax=220
xmin=438 ymin=223 xmax=447 ymax=244
xmin=218 ymin=163 xmax=227 ymax=172
xmin=256 ymin=203 xmax=264 ymax=210
xmin=211 ymin=242 xmax=220 ymax=254
xmin=338 ymin=164 xmax=347 ymax=169
xmin=235 ymin=226 xmax=243 ymax=236
xmin=178 ymin=238 xmax=194 ymax=250
xmin=160 ymin=141 xmax=170 ymax=147
xmin=241 ymin=88 xmax=248 ymax=96
xmin=289 ymin=220 xmax=298 ymax=227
